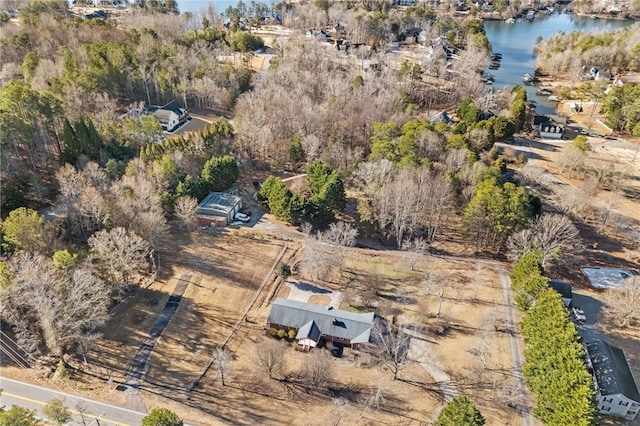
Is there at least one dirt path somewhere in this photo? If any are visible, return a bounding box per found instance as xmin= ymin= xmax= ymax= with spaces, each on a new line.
xmin=496 ymin=265 xmax=533 ymax=426
xmin=123 ymin=273 xmax=192 ymax=411
xmin=409 ymin=337 xmax=457 ymax=402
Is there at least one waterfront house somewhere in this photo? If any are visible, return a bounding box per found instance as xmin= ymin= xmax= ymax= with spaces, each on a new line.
xmin=533 ymin=115 xmax=564 ymax=139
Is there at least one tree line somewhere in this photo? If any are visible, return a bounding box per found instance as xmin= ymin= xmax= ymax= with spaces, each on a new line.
xmin=510 ymin=249 xmax=598 ymax=425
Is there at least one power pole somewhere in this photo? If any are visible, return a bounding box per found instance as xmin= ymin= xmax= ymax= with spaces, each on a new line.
xmin=436 ymin=291 xmax=444 ymax=322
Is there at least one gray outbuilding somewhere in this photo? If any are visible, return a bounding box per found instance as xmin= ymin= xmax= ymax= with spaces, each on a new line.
xmin=196 ymin=192 xmax=242 ymax=226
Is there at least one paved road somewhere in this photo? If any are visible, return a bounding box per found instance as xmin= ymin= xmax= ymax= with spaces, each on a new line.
xmin=0 ymin=376 xmax=146 ymax=425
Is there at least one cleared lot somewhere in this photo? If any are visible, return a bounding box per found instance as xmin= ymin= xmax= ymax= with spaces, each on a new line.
xmin=139 ymin=244 xmax=532 ymax=425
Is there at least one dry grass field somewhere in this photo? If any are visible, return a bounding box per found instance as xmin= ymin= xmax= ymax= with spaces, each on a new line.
xmin=128 ymin=241 xmax=537 ymax=425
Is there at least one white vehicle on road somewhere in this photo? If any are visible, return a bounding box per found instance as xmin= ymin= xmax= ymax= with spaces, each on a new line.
xmin=572 ymin=307 xmax=586 ymax=322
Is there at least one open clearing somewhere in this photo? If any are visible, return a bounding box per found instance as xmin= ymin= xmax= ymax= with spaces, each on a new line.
xmin=118 ymin=239 xmax=535 ymax=425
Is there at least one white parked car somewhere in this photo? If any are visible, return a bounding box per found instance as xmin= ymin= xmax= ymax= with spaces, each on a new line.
xmin=234 ymin=212 xmax=251 ymax=223
xmin=572 ymin=307 xmax=586 ymax=322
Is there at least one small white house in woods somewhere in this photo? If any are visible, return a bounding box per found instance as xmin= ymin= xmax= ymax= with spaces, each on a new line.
xmin=266 ymin=299 xmax=375 ymax=351
xmin=585 ymin=340 xmax=640 ymax=421
xmin=151 ymin=100 xmax=189 ymax=132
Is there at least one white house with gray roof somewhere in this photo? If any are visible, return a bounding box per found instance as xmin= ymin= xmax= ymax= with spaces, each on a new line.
xmin=585 ymin=340 xmax=640 ymax=420
xmin=150 ymin=100 xmax=189 ymax=132
xmin=267 ymin=299 xmax=375 ymax=350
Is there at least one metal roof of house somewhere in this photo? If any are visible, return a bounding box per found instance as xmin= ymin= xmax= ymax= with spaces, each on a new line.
xmin=549 ymin=280 xmax=573 ymax=299
xmin=533 ymin=115 xmax=552 ymax=126
xmin=153 ymin=109 xmax=174 ymax=124
xmin=267 ymin=299 xmax=375 ymax=344
xmin=296 ymin=320 xmax=321 ymax=342
xmin=196 ymin=192 xmax=241 ymax=217
xmin=161 ymin=100 xmax=183 ymax=113
xmin=585 ymin=340 xmax=640 ymax=402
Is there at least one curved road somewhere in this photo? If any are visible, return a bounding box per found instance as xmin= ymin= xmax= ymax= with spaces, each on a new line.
xmin=0 ymin=376 xmax=146 ymax=425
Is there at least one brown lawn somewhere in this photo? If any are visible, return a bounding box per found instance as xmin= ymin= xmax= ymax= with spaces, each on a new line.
xmin=134 ymin=244 xmax=538 ymax=425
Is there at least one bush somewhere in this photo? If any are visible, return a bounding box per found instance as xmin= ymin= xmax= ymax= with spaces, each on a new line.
xmin=276 ymin=262 xmax=291 ymax=279
xmin=142 ymin=408 xmax=183 ymax=426
xmin=277 ymin=329 xmax=287 ymax=339
xmin=572 ymin=135 xmax=591 ymax=152
xmin=269 ymin=328 xmax=279 ymax=337
xmin=56 ymin=360 xmax=67 ymax=378
xmin=288 ymin=329 xmax=297 ymax=340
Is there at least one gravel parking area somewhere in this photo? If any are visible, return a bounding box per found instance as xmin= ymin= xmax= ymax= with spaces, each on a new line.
xmin=285 ymin=280 xmax=342 ymax=306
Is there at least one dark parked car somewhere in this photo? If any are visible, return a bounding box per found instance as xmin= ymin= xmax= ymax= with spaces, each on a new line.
xmin=330 ymin=344 xmax=343 ymax=358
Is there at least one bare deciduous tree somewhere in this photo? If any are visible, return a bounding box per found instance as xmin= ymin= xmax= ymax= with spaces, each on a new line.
xmin=300 ymin=222 xmax=314 ymax=236
xmin=558 ymin=145 xmax=586 ymax=178
xmin=299 ymin=237 xmax=336 ymax=282
xmin=255 ymin=340 xmax=286 ymax=380
xmin=212 ymin=346 xmax=233 ymax=386
xmin=371 ymin=320 xmax=411 ymax=380
xmin=499 ymin=381 xmax=523 ymax=408
xmin=174 ymin=196 xmax=198 ymax=231
xmin=517 ymin=162 xmax=552 ymax=189
xmin=401 ymin=237 xmax=428 ymax=271
xmin=421 ymin=271 xmax=448 ymax=296
xmin=507 ymin=213 xmax=581 ymax=268
xmin=0 ymin=254 xmax=110 ymax=361
xmin=468 ymin=341 xmax=491 ymax=370
xmin=88 ymin=227 xmax=150 ymax=291
xmin=376 ymin=167 xmax=453 ymax=247
xmin=606 ymin=276 xmax=640 ymax=327
xmin=360 ymin=379 xmax=388 ymax=416
xmin=351 ymin=159 xmax=396 ymax=198
xmin=331 ymin=398 xmax=350 ymax=426
xmin=112 ymin=171 xmax=168 ymax=247
xmin=596 ymin=190 xmax=621 ymax=232
xmin=317 ymin=221 xmax=359 ymax=247
xmin=300 ymin=352 xmax=332 ymax=388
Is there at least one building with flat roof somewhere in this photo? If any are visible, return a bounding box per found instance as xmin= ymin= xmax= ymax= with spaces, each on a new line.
xmin=196 ymin=192 xmax=242 ymax=226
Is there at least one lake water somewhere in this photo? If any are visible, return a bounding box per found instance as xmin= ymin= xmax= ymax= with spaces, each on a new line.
xmin=483 ymin=14 xmax=633 ymax=115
